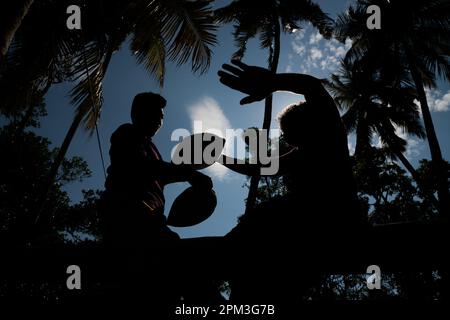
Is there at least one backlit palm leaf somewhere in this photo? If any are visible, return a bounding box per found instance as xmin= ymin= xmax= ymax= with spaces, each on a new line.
xmin=162 ymin=0 xmax=217 ymax=73
xmin=69 ymin=39 xmax=115 ymax=132
xmin=131 ymin=17 xmax=166 ymax=86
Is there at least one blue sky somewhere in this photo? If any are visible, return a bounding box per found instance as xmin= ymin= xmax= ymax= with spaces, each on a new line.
xmin=35 ymin=0 xmax=450 ymax=238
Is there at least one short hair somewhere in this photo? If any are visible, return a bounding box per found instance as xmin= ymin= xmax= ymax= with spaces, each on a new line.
xmin=131 ymin=92 xmax=166 ymax=123
xmin=277 ymin=101 xmax=312 ymax=134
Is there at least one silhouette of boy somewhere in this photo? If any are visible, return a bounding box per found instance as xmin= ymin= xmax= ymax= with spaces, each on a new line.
xmin=100 ymin=92 xmax=212 ymax=248
xmin=217 ymin=60 xmax=366 ymax=305
xmin=218 ymin=60 xmax=364 ymax=241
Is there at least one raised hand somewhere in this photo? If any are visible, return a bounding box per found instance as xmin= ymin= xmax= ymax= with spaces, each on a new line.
xmin=218 ymin=60 xmax=275 ymax=105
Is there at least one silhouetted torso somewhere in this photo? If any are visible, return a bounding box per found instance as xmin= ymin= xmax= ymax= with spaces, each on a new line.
xmin=228 ymin=83 xmax=364 ymax=243
xmin=101 ymin=123 xmax=178 ymax=248
xmin=281 ymin=84 xmax=362 ymax=228
xmin=105 ymin=123 xmax=165 ymax=206
xmin=283 ymin=147 xmax=360 ymax=228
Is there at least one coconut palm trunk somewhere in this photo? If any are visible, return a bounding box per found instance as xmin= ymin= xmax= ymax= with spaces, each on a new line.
xmin=404 ymin=46 xmax=450 ymax=216
xmin=245 ymin=13 xmax=281 ymax=213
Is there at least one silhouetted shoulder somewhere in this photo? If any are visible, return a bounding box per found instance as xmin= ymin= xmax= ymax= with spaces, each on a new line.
xmin=110 ymin=123 xmax=138 ymax=144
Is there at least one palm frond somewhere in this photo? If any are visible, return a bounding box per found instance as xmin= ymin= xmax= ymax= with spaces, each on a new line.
xmin=259 ymin=20 xmax=275 ymax=50
xmin=376 ymin=118 xmax=407 ymax=154
xmin=279 ymin=0 xmax=334 ymax=38
xmin=416 ymin=0 xmax=450 ymax=29
xmin=130 ymin=15 xmax=166 ymax=87
xmin=0 ymin=0 xmax=79 ymax=116
xmin=214 ymin=0 xmax=245 ymax=24
xmin=158 ymin=0 xmax=217 ymax=74
xmin=70 ymin=64 xmax=104 ymax=132
xmin=231 ymin=27 xmax=257 ymax=61
xmin=69 ymin=40 xmax=114 ymax=132
xmin=341 ymin=105 xmax=359 ymax=134
xmin=420 ymin=47 xmax=450 ymax=83
xmin=330 ymin=54 xmax=426 ymax=158
xmin=334 ymin=4 xmax=367 ymax=42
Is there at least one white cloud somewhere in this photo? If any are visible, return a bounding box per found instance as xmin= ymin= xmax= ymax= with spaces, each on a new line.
xmin=319 ymin=55 xmax=338 ymax=71
xmin=435 ymin=93 xmax=450 ymax=111
xmin=325 ymin=39 xmax=348 ymax=59
xmin=394 ymin=126 xmax=422 ymax=159
xmin=309 ymin=31 xmax=323 ymax=45
xmin=285 ymin=63 xmax=293 ymax=73
xmin=287 ymin=25 xmax=353 ymax=75
xmin=348 ymin=141 xmax=355 ymax=156
xmin=188 ymin=97 xmax=231 ymax=134
xmin=347 ymin=134 xmax=356 ymax=156
xmin=187 ymin=97 xmax=234 ymax=181
xmin=294 ymin=27 xmax=306 ymax=41
xmin=310 ymin=47 xmax=323 ymax=60
xmin=292 ymin=42 xmax=306 ymax=55
xmin=424 ymin=88 xmax=450 ymax=112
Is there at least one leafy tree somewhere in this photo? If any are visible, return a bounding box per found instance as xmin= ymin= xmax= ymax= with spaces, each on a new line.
xmin=54 ymin=189 xmax=103 ymax=244
xmin=334 ymin=0 xmax=450 ymax=216
xmin=0 ymin=114 xmax=97 ymax=245
xmin=327 ymin=59 xmax=439 ymax=208
xmin=352 ymin=147 xmax=439 ymax=224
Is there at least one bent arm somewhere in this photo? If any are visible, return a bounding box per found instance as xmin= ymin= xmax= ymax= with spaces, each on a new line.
xmin=218 ymin=61 xmax=334 ymax=107
xmin=157 ymin=162 xmax=196 ymax=185
xmin=272 ymin=73 xmax=338 ymax=114
xmin=271 ymin=73 xmax=324 ymax=98
xmin=218 ymin=155 xmax=260 ymax=176
xmin=111 ymin=142 xmax=195 ymax=185
xmin=218 ymin=148 xmax=298 ymax=177
xmin=272 ymin=73 xmax=342 ymax=129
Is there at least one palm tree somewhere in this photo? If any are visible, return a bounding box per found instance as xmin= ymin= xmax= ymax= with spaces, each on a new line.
xmin=0 ymin=1 xmax=34 ymax=63
xmin=327 ymin=60 xmax=439 ymax=208
xmin=215 ymin=0 xmax=332 ymax=212
xmin=1 ymin=0 xmax=217 ymax=228
xmin=334 ymin=0 xmax=450 ymax=216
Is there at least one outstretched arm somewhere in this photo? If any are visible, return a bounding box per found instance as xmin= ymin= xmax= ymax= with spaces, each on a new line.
xmin=218 ymin=60 xmax=332 ymax=107
xmin=217 ymin=155 xmax=260 ymax=176
xmin=218 ymin=147 xmax=298 ymax=177
xmin=158 ymin=162 xmax=212 ymax=189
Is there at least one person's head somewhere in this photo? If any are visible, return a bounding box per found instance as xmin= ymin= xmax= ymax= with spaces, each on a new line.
xmin=277 ymin=102 xmax=314 ymax=148
xmin=131 ymin=92 xmax=166 ymax=137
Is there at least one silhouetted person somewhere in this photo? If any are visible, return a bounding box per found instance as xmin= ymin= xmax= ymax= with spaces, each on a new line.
xmin=217 ymin=60 xmax=365 ymax=305
xmin=101 ymin=92 xmax=212 ymax=248
xmin=99 ymin=92 xmax=212 ymax=310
